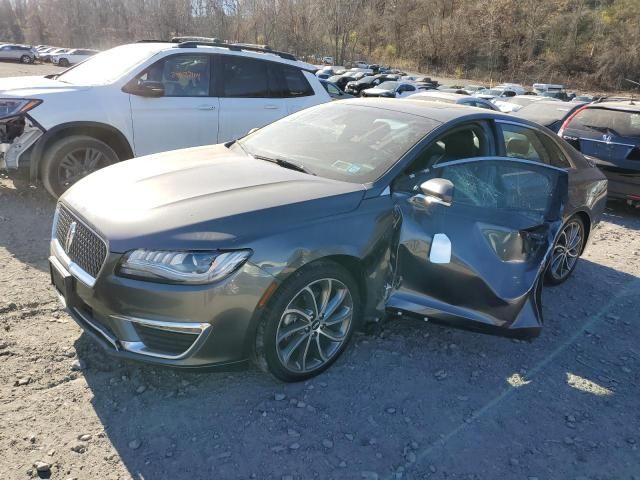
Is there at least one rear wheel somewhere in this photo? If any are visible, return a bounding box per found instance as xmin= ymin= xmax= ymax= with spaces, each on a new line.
xmin=545 ymin=216 xmax=585 ymax=285
xmin=255 ymin=262 xmax=360 ymax=382
xmin=20 ymin=55 xmax=32 ymax=64
xmin=40 ymin=135 xmax=119 ymax=198
xmin=58 ymin=58 xmax=69 ymax=67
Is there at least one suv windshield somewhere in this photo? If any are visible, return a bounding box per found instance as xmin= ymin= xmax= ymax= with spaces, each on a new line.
xmin=571 ymin=107 xmax=640 ymax=138
xmin=57 ymin=45 xmax=158 ymax=85
xmin=238 ymin=103 xmax=437 ymax=183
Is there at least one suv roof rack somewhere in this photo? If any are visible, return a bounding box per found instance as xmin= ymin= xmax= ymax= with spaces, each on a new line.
xmin=175 ymin=40 xmax=297 ymax=62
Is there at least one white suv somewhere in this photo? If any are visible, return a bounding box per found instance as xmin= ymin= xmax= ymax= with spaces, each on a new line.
xmin=0 ymin=41 xmax=329 ymax=197
xmin=51 ymin=48 xmax=99 ymax=67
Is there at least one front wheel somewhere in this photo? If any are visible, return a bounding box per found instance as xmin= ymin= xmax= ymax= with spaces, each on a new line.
xmin=40 ymin=135 xmax=119 ymax=198
xmin=58 ymin=58 xmax=69 ymax=67
xmin=545 ymin=216 xmax=585 ymax=285
xmin=255 ymin=262 xmax=360 ymax=382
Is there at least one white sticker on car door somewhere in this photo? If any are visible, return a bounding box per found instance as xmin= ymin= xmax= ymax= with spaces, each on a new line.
xmin=429 ymin=233 xmax=451 ymax=264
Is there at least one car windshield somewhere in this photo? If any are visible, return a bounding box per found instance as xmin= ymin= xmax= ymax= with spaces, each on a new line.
xmin=377 ymin=81 xmax=398 ymax=91
xmin=57 ymin=45 xmax=157 ymax=85
xmin=238 ymin=103 xmax=438 ymax=183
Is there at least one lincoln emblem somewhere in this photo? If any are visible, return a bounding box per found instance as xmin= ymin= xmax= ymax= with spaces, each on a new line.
xmin=66 ymin=221 xmax=77 ymax=251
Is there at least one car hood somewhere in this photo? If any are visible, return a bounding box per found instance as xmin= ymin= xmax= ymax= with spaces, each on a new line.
xmin=0 ymin=76 xmax=90 ymax=97
xmin=61 ymin=144 xmax=366 ymax=252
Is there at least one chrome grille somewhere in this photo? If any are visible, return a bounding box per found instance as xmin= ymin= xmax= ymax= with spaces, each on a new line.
xmin=55 ymin=206 xmax=107 ymax=278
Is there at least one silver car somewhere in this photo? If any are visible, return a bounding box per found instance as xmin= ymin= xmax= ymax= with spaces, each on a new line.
xmin=0 ymin=44 xmax=36 ymax=64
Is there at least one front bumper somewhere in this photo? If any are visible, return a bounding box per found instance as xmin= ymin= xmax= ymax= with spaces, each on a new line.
xmin=0 ymin=116 xmax=44 ymax=170
xmin=49 ymin=244 xmax=276 ymax=368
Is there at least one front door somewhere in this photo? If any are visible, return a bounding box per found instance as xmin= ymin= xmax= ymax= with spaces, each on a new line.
xmin=128 ymin=53 xmax=219 ymax=157
xmin=388 ymin=157 xmax=567 ymax=336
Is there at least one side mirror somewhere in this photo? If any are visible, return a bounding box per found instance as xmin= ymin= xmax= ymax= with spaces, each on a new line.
xmin=125 ymin=80 xmax=165 ymax=98
xmin=419 ymin=178 xmax=454 ymax=206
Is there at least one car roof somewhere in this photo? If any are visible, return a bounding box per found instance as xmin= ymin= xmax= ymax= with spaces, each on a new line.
xmin=117 ymin=42 xmax=316 ymax=71
xmin=586 ymin=101 xmax=640 ymax=112
xmin=410 ymin=91 xmax=471 ymax=101
xmin=340 ymin=98 xmax=521 ymax=124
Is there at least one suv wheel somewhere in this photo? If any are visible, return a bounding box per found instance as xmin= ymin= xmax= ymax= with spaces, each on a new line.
xmin=40 ymin=135 xmax=119 ymax=198
xmin=545 ymin=216 xmax=585 ymax=285
xmin=58 ymin=58 xmax=69 ymax=67
xmin=20 ymin=55 xmax=32 ymax=64
xmin=255 ymin=262 xmax=360 ymax=382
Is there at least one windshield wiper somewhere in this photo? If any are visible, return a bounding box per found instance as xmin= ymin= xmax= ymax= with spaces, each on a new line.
xmin=252 ymin=154 xmax=315 ymax=175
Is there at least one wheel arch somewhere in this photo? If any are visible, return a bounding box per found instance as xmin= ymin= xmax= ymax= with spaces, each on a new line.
xmin=29 ymin=121 xmax=134 ymax=181
xmin=571 ymin=209 xmax=592 ymax=255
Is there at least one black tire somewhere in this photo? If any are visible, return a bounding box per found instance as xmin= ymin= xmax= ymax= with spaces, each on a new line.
xmin=40 ymin=135 xmax=119 ymax=198
xmin=20 ymin=55 xmax=32 ymax=64
xmin=58 ymin=58 xmax=69 ymax=67
xmin=545 ymin=216 xmax=585 ymax=286
xmin=254 ymin=261 xmax=361 ymax=382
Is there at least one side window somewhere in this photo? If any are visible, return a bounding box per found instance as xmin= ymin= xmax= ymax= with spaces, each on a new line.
xmin=327 ymin=83 xmax=340 ymax=95
xmin=222 ymin=56 xmax=269 ymax=98
xmin=280 ymin=66 xmax=314 ymax=97
xmin=500 ymin=124 xmax=550 ymax=164
xmin=535 ymin=133 xmax=572 ymax=169
xmin=403 ymin=124 xmax=490 ymax=177
xmin=431 ymin=160 xmax=557 ymax=219
xmin=137 ymin=54 xmax=211 ymax=97
xmin=500 ymin=123 xmax=570 ymax=168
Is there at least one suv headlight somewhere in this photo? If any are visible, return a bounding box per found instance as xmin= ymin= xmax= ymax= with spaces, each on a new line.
xmin=118 ymin=249 xmax=252 ymax=284
xmin=0 ymin=99 xmax=42 ymax=120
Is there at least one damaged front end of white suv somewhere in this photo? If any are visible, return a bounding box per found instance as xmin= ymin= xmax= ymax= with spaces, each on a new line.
xmin=0 ymin=99 xmax=44 ymax=170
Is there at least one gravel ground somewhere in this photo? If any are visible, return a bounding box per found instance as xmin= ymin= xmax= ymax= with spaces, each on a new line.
xmin=1 ymin=62 xmax=639 ymax=480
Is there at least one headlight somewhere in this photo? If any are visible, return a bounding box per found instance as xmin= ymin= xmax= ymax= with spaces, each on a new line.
xmin=0 ymin=99 xmax=42 ymax=120
xmin=118 ymin=249 xmax=252 ymax=284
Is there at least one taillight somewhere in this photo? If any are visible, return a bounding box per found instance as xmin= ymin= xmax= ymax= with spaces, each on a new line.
xmin=558 ymin=104 xmax=589 ymax=138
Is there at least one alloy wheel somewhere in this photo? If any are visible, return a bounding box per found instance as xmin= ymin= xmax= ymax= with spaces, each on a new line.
xmin=549 ymin=220 xmax=583 ymax=281
xmin=58 ymin=147 xmax=108 ymax=189
xmin=275 ymin=278 xmax=353 ymax=374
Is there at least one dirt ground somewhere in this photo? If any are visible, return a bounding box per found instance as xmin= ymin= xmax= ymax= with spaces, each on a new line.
xmin=1 ymin=62 xmax=639 ymax=480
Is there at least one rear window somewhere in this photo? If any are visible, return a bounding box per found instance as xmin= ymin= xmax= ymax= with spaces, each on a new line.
xmin=569 ymin=108 xmax=640 ymax=138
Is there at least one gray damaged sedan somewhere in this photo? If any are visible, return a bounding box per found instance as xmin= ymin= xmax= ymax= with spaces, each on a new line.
xmin=49 ymin=99 xmax=607 ymax=381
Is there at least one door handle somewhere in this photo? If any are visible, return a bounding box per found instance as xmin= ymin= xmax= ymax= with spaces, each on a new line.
xmin=197 ymin=105 xmax=216 ymax=110
xmin=264 ymin=105 xmax=279 ymax=110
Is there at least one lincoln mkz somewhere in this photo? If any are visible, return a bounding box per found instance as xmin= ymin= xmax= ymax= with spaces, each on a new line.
xmin=49 ymin=99 xmax=607 ymax=381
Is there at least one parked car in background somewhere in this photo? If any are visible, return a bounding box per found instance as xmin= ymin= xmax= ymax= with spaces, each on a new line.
xmin=327 ymin=74 xmax=355 ymax=91
xmin=361 ymin=81 xmax=417 ymax=98
xmin=533 ymin=83 xmax=573 ymax=101
xmin=475 ymin=84 xmax=526 ymax=100
xmin=344 ymin=75 xmax=383 ymax=96
xmin=52 ymin=48 xmax=99 ymax=67
xmin=463 ymin=84 xmax=487 ymax=95
xmin=39 ymin=48 xmax=69 ymax=63
xmin=512 ymin=100 xmax=587 ymax=133
xmin=493 ymin=95 xmax=552 ymax=113
xmin=319 ymin=79 xmax=354 ymax=100
xmin=321 ymin=56 xmax=333 ymax=65
xmin=559 ymin=101 xmax=640 ymax=206
xmin=572 ymin=95 xmax=594 ymax=103
xmin=49 ymin=99 xmax=606 ymax=382
xmin=0 ymin=44 xmax=37 ymax=64
xmin=0 ymin=41 xmax=329 ymax=197
xmin=407 ymin=91 xmax=499 ymax=110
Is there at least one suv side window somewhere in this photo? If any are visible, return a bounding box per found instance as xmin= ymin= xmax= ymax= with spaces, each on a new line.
xmin=277 ymin=65 xmax=314 ymax=97
xmin=499 ymin=123 xmax=570 ymax=168
xmin=221 ymin=56 xmax=270 ymax=98
xmin=137 ymin=54 xmax=211 ymax=97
